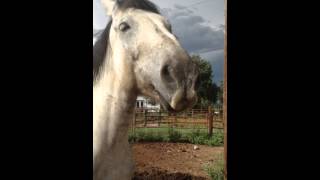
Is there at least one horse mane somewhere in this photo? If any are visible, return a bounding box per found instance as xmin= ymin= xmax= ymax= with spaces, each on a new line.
xmin=93 ymin=0 xmax=160 ymax=82
xmin=93 ymin=20 xmax=112 ymax=82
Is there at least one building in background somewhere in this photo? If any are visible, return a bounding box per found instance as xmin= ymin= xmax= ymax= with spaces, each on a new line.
xmin=136 ymin=96 xmax=161 ymax=111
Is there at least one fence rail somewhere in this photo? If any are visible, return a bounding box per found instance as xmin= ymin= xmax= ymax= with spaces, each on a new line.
xmin=131 ymin=106 xmax=224 ymax=135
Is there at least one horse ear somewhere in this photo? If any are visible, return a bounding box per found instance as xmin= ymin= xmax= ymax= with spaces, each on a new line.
xmin=101 ymin=0 xmax=127 ymax=16
xmin=101 ymin=0 xmax=116 ymax=16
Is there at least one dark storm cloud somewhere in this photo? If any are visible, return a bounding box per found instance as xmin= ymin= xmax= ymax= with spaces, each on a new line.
xmin=160 ymin=5 xmax=224 ymax=54
xmin=173 ymin=4 xmax=186 ymax=9
xmin=200 ymin=50 xmax=224 ymax=84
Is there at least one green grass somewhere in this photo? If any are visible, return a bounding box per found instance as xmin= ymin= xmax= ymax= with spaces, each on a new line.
xmin=203 ymin=153 xmax=225 ymax=180
xmin=128 ymin=128 xmax=224 ymax=146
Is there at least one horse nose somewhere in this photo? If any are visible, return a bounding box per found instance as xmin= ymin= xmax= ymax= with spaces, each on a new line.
xmin=161 ymin=58 xmax=198 ymax=88
xmin=190 ymin=62 xmax=200 ymax=89
xmin=186 ymin=62 xmax=199 ymax=101
xmin=160 ymin=58 xmax=199 ymax=111
xmin=187 ymin=60 xmax=200 ymax=90
xmin=161 ymin=64 xmax=177 ymax=85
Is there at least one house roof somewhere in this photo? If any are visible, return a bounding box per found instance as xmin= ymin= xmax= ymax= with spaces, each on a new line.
xmin=136 ymin=96 xmax=147 ymax=101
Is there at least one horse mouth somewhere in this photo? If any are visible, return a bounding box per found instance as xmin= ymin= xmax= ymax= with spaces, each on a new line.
xmin=156 ymin=90 xmax=177 ymax=112
xmin=154 ymin=89 xmax=191 ymax=113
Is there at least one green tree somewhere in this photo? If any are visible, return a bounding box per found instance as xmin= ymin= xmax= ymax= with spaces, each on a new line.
xmin=191 ymin=55 xmax=218 ymax=109
xmin=216 ymin=81 xmax=223 ymax=105
xmin=211 ymin=83 xmax=219 ymax=104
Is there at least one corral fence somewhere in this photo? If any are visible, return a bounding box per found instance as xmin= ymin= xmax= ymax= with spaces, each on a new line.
xmin=130 ymin=105 xmax=224 ymax=136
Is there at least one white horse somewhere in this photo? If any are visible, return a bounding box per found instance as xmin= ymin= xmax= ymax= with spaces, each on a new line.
xmin=93 ymin=0 xmax=199 ymax=179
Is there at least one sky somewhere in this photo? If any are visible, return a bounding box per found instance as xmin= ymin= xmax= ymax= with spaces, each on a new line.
xmin=93 ymin=0 xmax=225 ymax=85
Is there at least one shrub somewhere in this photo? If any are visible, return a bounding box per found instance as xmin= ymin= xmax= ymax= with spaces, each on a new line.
xmin=204 ymin=153 xmax=225 ymax=180
xmin=128 ymin=133 xmax=136 ymax=143
xmin=167 ymin=128 xmax=182 ymax=142
xmin=128 ymin=128 xmax=224 ymax=146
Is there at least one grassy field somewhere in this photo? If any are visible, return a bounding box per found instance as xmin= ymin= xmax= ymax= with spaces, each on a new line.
xmin=128 ymin=127 xmax=224 ymax=146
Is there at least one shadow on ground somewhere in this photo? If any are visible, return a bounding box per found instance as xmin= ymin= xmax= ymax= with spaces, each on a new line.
xmin=133 ymin=168 xmax=208 ymax=180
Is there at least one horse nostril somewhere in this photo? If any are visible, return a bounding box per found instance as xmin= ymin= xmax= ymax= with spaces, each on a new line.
xmin=161 ymin=64 xmax=175 ymax=83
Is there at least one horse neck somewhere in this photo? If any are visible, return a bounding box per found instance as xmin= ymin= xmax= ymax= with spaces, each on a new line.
xmin=93 ymin=53 xmax=137 ymax=159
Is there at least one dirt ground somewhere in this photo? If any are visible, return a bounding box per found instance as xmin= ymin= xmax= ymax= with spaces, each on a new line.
xmin=132 ymin=142 xmax=224 ymax=180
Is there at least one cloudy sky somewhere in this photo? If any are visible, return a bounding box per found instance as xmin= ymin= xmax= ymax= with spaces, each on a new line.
xmin=93 ymin=0 xmax=225 ymax=85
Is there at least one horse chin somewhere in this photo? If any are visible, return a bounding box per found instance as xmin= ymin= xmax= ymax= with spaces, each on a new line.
xmin=154 ymin=89 xmax=193 ymax=113
xmin=159 ymin=95 xmax=176 ymax=112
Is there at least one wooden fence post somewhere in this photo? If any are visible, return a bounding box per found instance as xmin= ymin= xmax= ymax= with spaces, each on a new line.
xmin=208 ymin=106 xmax=213 ymax=136
xmin=133 ymin=110 xmax=136 ymax=134
xmin=144 ymin=109 xmax=147 ymax=127
xmin=158 ymin=109 xmax=161 ymax=126
xmin=192 ymin=109 xmax=194 ymax=130
xmin=174 ymin=113 xmax=177 ymax=127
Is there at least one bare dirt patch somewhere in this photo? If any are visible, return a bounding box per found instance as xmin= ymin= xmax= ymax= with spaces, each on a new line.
xmin=132 ymin=142 xmax=224 ymax=180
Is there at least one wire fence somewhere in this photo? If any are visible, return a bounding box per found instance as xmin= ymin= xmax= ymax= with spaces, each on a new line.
xmin=130 ymin=106 xmax=224 ymax=136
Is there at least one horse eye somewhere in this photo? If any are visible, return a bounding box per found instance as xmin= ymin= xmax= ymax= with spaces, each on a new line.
xmin=119 ymin=22 xmax=130 ymax=32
